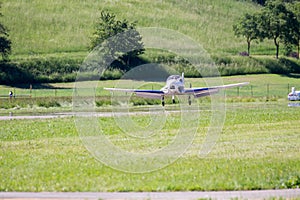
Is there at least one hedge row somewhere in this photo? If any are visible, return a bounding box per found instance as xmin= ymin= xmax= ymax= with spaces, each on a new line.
xmin=0 ymin=54 xmax=299 ymax=84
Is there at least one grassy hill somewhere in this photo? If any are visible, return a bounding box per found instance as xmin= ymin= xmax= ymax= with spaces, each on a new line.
xmin=2 ymin=0 xmax=268 ymax=56
xmin=1 ymin=0 xmax=299 ymax=84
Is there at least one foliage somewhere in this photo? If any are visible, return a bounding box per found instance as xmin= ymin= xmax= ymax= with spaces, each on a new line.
xmin=259 ymin=0 xmax=300 ymax=59
xmin=0 ymin=56 xmax=82 ymax=84
xmin=286 ymin=1 xmax=300 ymax=58
xmin=235 ymin=0 xmax=300 ymax=59
xmin=233 ymin=13 xmax=260 ymax=55
xmin=251 ymin=0 xmax=266 ymax=6
xmin=90 ymin=10 xmax=144 ymax=71
xmin=0 ymin=3 xmax=11 ymax=61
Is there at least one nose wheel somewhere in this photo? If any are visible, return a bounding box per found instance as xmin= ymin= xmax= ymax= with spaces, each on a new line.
xmin=162 ymin=96 xmax=165 ymax=107
xmin=188 ymin=95 xmax=192 ymax=105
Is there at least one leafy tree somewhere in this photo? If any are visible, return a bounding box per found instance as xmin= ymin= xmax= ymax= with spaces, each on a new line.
xmin=233 ymin=13 xmax=261 ymax=56
xmin=259 ymin=0 xmax=299 ymax=59
xmin=0 ymin=4 xmax=11 ymax=61
xmin=287 ymin=1 xmax=300 ymax=58
xmin=90 ymin=11 xmax=144 ymax=71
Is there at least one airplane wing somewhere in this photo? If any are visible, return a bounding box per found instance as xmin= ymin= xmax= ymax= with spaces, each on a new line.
xmin=104 ymin=88 xmax=164 ymax=99
xmin=184 ymin=82 xmax=249 ymax=98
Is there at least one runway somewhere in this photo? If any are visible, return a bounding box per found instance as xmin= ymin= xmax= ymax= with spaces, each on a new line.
xmin=0 ymin=110 xmax=181 ymax=120
xmin=1 ymin=189 xmax=300 ymax=200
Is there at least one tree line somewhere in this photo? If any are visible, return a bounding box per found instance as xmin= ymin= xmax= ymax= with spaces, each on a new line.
xmin=0 ymin=3 xmax=11 ymax=62
xmin=234 ymin=0 xmax=300 ymax=58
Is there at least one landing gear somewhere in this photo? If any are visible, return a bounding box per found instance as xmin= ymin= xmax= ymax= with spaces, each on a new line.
xmin=162 ymin=96 xmax=165 ymax=107
xmin=188 ymin=95 xmax=192 ymax=105
xmin=172 ymin=95 xmax=175 ymax=104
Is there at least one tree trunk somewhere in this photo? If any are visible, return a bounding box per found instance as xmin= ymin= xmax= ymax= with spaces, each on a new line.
xmin=247 ymin=40 xmax=251 ymax=56
xmin=274 ymin=37 xmax=279 ymax=59
xmin=297 ymin=40 xmax=300 ymax=59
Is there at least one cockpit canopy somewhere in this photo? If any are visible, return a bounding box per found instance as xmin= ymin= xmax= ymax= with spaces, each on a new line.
xmin=166 ymin=75 xmax=183 ymax=83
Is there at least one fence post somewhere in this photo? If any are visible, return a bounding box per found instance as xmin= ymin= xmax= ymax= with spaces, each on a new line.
xmin=267 ymin=84 xmax=269 ymax=101
xmin=30 ymin=84 xmax=32 ymax=98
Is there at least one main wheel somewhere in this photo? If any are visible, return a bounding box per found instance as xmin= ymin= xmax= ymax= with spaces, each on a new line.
xmin=162 ymin=96 xmax=165 ymax=107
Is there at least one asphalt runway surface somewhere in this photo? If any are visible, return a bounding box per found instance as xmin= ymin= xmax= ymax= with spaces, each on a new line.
xmin=1 ymin=189 xmax=300 ymax=200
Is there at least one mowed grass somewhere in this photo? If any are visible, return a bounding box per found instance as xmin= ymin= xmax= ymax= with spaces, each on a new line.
xmin=0 ymin=102 xmax=300 ymax=191
xmin=0 ymin=74 xmax=299 ymax=98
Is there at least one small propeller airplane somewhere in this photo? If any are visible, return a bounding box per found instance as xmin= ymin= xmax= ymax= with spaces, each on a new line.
xmin=104 ymin=73 xmax=249 ymax=106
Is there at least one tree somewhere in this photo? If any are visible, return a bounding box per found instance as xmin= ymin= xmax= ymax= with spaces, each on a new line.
xmin=90 ymin=11 xmax=144 ymax=71
xmin=287 ymin=1 xmax=300 ymax=58
xmin=233 ymin=13 xmax=261 ymax=56
xmin=0 ymin=4 xmax=11 ymax=61
xmin=259 ymin=0 xmax=299 ymax=59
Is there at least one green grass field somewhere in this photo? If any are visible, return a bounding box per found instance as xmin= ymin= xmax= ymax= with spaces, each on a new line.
xmin=1 ymin=0 xmax=300 ymax=194
xmin=0 ymin=101 xmax=299 ymax=191
xmin=0 ymin=73 xmax=299 ymax=111
xmin=2 ymin=0 xmax=274 ymax=57
xmin=0 ymin=75 xmax=300 ymax=192
xmin=0 ymin=74 xmax=299 ymax=99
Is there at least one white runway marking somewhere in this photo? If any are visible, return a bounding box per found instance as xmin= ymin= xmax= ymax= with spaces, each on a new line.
xmin=1 ymin=189 xmax=300 ymax=200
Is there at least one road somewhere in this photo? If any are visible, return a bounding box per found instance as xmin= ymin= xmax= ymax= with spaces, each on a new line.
xmin=1 ymin=189 xmax=300 ymax=200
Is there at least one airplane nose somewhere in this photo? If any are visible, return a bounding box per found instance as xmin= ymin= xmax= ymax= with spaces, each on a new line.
xmin=178 ymin=86 xmax=184 ymax=93
xmin=170 ymin=84 xmax=176 ymax=90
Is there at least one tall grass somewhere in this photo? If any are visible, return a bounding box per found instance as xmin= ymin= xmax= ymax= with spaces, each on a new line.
xmin=2 ymin=0 xmax=272 ymax=56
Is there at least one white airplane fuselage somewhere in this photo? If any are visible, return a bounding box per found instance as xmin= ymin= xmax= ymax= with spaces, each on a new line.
xmin=161 ymin=74 xmax=185 ymax=95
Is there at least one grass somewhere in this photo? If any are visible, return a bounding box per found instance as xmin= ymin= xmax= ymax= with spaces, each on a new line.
xmin=2 ymin=0 xmax=299 ymax=85
xmin=0 ymin=101 xmax=300 ymax=191
xmin=0 ymin=74 xmax=299 ymax=107
xmin=2 ymin=0 xmax=273 ymax=56
xmin=0 ymin=73 xmax=298 ymax=112
xmin=2 ymin=0 xmax=300 ymax=86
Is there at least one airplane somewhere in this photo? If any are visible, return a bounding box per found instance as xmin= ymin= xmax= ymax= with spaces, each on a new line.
xmin=104 ymin=73 xmax=249 ymax=106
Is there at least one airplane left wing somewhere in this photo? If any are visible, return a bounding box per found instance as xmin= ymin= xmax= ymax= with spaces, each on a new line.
xmin=184 ymin=82 xmax=249 ymax=98
xmin=104 ymin=88 xmax=164 ymax=99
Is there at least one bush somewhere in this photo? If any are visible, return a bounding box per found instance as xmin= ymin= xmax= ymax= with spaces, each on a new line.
xmin=0 ymin=56 xmax=82 ymax=84
xmin=37 ymin=99 xmax=61 ymax=108
xmin=239 ymin=51 xmax=249 ymax=56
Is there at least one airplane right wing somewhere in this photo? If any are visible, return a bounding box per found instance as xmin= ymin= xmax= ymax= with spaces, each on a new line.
xmin=184 ymin=82 xmax=249 ymax=98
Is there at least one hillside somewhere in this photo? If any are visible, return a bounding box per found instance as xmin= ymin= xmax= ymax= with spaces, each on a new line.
xmin=2 ymin=0 xmax=266 ymax=56
xmin=1 ymin=0 xmax=299 ymax=84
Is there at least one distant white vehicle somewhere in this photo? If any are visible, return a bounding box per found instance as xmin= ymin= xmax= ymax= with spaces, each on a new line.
xmin=288 ymin=87 xmax=300 ymax=101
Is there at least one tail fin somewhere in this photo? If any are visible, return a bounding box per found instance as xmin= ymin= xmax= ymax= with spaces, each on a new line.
xmin=181 ymin=72 xmax=184 ymax=84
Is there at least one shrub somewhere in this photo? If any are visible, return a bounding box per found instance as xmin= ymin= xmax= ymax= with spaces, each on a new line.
xmin=239 ymin=51 xmax=249 ymax=56
xmin=37 ymin=99 xmax=61 ymax=108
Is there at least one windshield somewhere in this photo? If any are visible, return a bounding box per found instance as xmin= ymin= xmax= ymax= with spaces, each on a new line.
xmin=167 ymin=75 xmax=181 ymax=82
